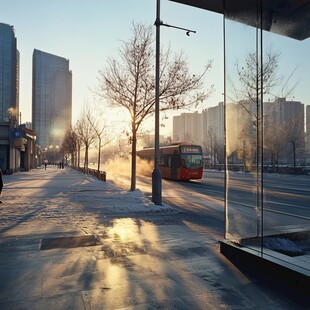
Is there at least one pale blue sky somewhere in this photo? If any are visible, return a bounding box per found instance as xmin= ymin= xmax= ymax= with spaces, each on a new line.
xmin=0 ymin=0 xmax=224 ymax=136
xmin=225 ymin=19 xmax=310 ymax=106
xmin=1 ymin=1 xmax=308 ymax=138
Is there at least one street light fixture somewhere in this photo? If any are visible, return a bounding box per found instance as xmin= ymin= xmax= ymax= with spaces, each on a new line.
xmin=152 ymin=0 xmax=162 ymax=206
xmin=152 ymin=0 xmax=196 ymax=206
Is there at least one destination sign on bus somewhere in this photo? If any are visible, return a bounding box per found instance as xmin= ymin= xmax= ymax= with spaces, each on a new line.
xmin=181 ymin=146 xmax=201 ymax=154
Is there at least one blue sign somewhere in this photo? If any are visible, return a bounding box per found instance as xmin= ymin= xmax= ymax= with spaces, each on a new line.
xmin=13 ymin=129 xmax=21 ymax=139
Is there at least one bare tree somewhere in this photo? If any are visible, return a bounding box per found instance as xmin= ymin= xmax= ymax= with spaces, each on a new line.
xmin=76 ymin=106 xmax=96 ymax=173
xmin=61 ymin=125 xmax=79 ymax=167
xmin=264 ymin=119 xmax=286 ymax=167
xmin=226 ymin=103 xmax=256 ymax=167
xmin=206 ymin=127 xmax=224 ymax=166
xmin=76 ymin=132 xmax=82 ymax=169
xmin=206 ymin=127 xmax=217 ymax=165
xmin=233 ymin=49 xmax=297 ymax=102
xmin=85 ymin=104 xmax=113 ymax=173
xmin=228 ymin=48 xmax=298 ymax=174
xmin=285 ymin=117 xmax=305 ymax=166
xmin=96 ymin=22 xmax=213 ymax=191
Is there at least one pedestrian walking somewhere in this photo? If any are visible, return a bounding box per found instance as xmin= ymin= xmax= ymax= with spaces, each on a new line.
xmin=0 ymin=168 xmax=3 ymax=203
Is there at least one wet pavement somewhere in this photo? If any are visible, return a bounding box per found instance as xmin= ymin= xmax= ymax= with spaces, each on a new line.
xmin=0 ymin=167 xmax=307 ymax=309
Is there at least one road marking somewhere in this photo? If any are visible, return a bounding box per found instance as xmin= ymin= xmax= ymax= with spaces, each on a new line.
xmin=228 ymin=200 xmax=310 ymax=221
xmin=265 ymin=200 xmax=309 ymax=210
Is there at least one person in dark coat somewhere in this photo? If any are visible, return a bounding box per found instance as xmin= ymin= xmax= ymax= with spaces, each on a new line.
xmin=0 ymin=168 xmax=3 ymax=203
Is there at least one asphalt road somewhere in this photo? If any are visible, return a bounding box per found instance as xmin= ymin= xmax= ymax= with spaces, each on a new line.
xmin=133 ymin=169 xmax=310 ymax=236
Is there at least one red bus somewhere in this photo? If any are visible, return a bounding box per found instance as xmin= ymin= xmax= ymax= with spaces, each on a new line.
xmin=136 ymin=143 xmax=203 ymax=181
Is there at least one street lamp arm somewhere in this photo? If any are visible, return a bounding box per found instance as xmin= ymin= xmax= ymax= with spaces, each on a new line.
xmin=154 ymin=19 xmax=196 ymax=36
xmin=160 ymin=22 xmax=196 ymax=36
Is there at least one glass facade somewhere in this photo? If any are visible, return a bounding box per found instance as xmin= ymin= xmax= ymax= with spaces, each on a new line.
xmin=224 ymin=1 xmax=310 ymax=270
xmin=0 ymin=23 xmax=18 ymax=122
xmin=0 ymin=23 xmax=19 ymax=172
xmin=32 ymin=49 xmax=72 ymax=148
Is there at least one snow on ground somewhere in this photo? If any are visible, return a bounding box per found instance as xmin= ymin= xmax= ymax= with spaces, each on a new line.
xmin=67 ymin=175 xmax=175 ymax=214
xmin=264 ymin=237 xmax=304 ymax=255
xmin=0 ymin=167 xmax=176 ymax=236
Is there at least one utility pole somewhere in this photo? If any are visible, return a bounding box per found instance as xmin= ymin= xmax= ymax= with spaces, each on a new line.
xmin=152 ymin=0 xmax=196 ymax=206
xmin=152 ymin=0 xmax=162 ymax=206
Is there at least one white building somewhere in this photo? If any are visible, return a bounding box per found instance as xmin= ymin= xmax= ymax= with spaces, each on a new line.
xmin=202 ymin=102 xmax=224 ymax=146
xmin=172 ymin=111 xmax=203 ymax=144
xmin=172 ymin=103 xmax=225 ymax=162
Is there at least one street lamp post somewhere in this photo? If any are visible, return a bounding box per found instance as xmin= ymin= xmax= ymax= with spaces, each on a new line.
xmin=152 ymin=0 xmax=196 ymax=206
xmin=152 ymin=0 xmax=162 ymax=206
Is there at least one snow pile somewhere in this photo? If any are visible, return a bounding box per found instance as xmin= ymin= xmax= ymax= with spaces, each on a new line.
xmin=264 ymin=237 xmax=304 ymax=256
xmin=66 ymin=171 xmax=176 ymax=214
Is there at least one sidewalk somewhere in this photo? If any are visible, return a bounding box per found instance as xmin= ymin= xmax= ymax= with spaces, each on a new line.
xmin=0 ymin=166 xmax=306 ymax=309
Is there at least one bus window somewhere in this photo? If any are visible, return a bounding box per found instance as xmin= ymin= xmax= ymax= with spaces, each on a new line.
xmin=181 ymin=154 xmax=202 ymax=169
xmin=168 ymin=156 xmax=171 ymax=167
xmin=159 ymin=154 xmax=167 ymax=166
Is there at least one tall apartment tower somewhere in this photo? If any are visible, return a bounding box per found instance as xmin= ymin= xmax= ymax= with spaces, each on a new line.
xmin=266 ymin=98 xmax=304 ymax=128
xmin=202 ymin=102 xmax=224 ymax=146
xmin=306 ymin=105 xmax=310 ymax=160
xmin=173 ymin=111 xmax=202 ymax=144
xmin=32 ymin=49 xmax=72 ymax=148
xmin=0 ymin=23 xmax=19 ymax=171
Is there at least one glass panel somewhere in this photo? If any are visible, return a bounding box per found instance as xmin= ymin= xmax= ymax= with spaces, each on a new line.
xmin=224 ymin=0 xmax=310 ymax=271
xmin=224 ymin=2 xmax=262 ymax=244
xmin=262 ymin=16 xmax=310 ymax=264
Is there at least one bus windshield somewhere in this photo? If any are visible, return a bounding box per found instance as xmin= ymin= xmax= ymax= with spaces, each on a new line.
xmin=181 ymin=154 xmax=202 ymax=169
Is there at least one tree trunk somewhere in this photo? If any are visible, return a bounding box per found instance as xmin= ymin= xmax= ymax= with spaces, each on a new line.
xmin=85 ymin=146 xmax=89 ymax=173
xmin=292 ymin=142 xmax=296 ymax=167
xmin=97 ymin=138 xmax=101 ymax=173
xmin=131 ymin=125 xmax=137 ymax=191
xmin=78 ymin=146 xmax=80 ymax=169
xmin=71 ymin=151 xmax=75 ymax=168
xmin=74 ymin=151 xmax=77 ymax=167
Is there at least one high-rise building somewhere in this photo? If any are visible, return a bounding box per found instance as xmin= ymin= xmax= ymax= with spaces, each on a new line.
xmin=264 ymin=98 xmax=305 ymax=163
xmin=172 ymin=98 xmax=306 ymax=165
xmin=32 ymin=49 xmax=72 ymax=149
xmin=0 ymin=23 xmax=19 ymax=171
xmin=265 ymin=98 xmax=304 ymax=129
xmin=202 ymin=102 xmax=224 ymax=146
xmin=306 ymin=105 xmax=310 ymax=160
xmin=173 ymin=111 xmax=202 ymax=144
xmin=173 ymin=103 xmax=224 ymax=152
xmin=201 ymin=102 xmax=225 ymax=163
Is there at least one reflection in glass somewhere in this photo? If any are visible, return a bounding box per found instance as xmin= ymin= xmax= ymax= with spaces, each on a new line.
xmin=224 ymin=0 xmax=310 ymax=268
